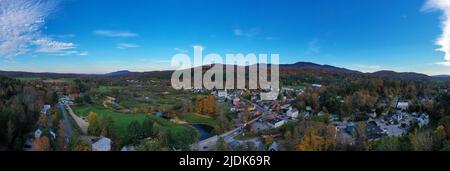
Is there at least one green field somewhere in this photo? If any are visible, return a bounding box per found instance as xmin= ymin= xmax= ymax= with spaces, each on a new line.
xmin=72 ymin=105 xmax=197 ymax=138
xmin=15 ymin=77 xmax=42 ymax=81
xmin=183 ymin=113 xmax=219 ymax=126
xmin=97 ymin=86 xmax=123 ymax=95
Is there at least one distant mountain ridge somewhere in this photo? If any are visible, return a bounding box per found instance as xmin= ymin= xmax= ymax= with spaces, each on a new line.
xmin=280 ymin=62 xmax=361 ymax=74
xmin=433 ymin=75 xmax=450 ymax=79
xmin=370 ymin=70 xmax=432 ymax=81
xmin=0 ymin=62 xmax=447 ymax=81
xmin=104 ymin=70 xmax=131 ymax=76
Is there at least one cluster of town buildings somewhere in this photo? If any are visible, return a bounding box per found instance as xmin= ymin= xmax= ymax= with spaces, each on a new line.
xmin=212 ymin=84 xmax=431 ymax=151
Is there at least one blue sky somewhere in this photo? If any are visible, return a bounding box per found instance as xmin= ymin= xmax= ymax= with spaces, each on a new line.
xmin=1 ymin=0 xmax=450 ymax=75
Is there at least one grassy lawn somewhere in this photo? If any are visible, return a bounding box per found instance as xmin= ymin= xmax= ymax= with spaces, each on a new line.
xmin=120 ymin=99 xmax=149 ymax=109
xmin=184 ymin=113 xmax=219 ymax=126
xmin=42 ymin=78 xmax=75 ymax=84
xmin=115 ymin=89 xmax=191 ymax=110
xmin=15 ymin=77 xmax=41 ymax=81
xmin=97 ymin=85 xmax=123 ymax=95
xmin=72 ymin=105 xmax=196 ymax=138
xmin=234 ymin=134 xmax=255 ymax=141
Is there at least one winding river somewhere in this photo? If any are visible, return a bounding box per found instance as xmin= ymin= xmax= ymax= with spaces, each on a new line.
xmin=192 ymin=124 xmax=214 ymax=141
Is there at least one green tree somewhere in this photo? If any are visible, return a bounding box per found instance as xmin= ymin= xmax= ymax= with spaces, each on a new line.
xmin=216 ymin=137 xmax=229 ymax=151
xmin=125 ymin=120 xmax=143 ymax=145
xmin=355 ymin=122 xmax=368 ymax=151
xmin=372 ymin=137 xmax=402 ymax=151
xmin=82 ymin=94 xmax=92 ymax=104
xmin=409 ymin=129 xmax=434 ymax=151
xmin=434 ymin=125 xmax=447 ymax=150
xmin=87 ymin=112 xmax=100 ymax=135
xmin=68 ymin=133 xmax=92 ymax=151
xmin=6 ymin=120 xmax=16 ymax=146
xmin=142 ymin=119 xmax=154 ymax=138
xmin=168 ymin=129 xmax=198 ymax=150
xmin=51 ymin=92 xmax=58 ymax=105
xmin=137 ymin=138 xmax=162 ymax=151
xmin=51 ymin=110 xmax=61 ymax=128
xmin=99 ymin=115 xmax=116 ymax=138
xmin=440 ymin=140 xmax=450 ymax=151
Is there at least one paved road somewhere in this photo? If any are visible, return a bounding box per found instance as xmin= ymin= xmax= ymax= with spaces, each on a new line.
xmin=193 ymin=99 xmax=271 ymax=151
xmin=64 ymin=104 xmax=88 ymax=134
xmin=58 ymin=102 xmax=74 ymax=139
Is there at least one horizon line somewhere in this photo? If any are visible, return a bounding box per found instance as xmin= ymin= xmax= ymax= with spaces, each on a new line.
xmin=0 ymin=61 xmax=447 ymax=77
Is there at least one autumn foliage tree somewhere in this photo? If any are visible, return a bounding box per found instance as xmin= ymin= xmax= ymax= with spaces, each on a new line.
xmin=56 ymin=120 xmax=66 ymax=151
xmin=68 ymin=133 xmax=91 ymax=151
xmin=290 ymin=121 xmax=336 ymax=151
xmin=297 ymin=128 xmax=323 ymax=151
xmin=32 ymin=136 xmax=51 ymax=151
xmin=355 ymin=122 xmax=368 ymax=151
xmin=88 ymin=112 xmax=100 ymax=135
xmin=194 ymin=95 xmax=217 ymax=116
xmin=38 ymin=112 xmax=48 ymax=128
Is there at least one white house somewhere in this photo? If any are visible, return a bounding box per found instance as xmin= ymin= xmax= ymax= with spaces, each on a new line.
xmin=261 ymin=93 xmax=278 ymax=101
xmin=286 ymin=107 xmax=299 ymax=118
xmin=92 ymin=137 xmax=112 ymax=151
xmin=396 ymin=102 xmax=409 ymax=110
xmin=305 ymin=106 xmax=312 ymax=112
xmin=312 ymin=84 xmax=322 ymax=88
xmin=267 ymin=117 xmax=287 ymax=128
xmin=368 ymin=112 xmax=377 ymax=119
xmin=217 ymin=90 xmax=227 ymax=98
xmin=41 ymin=105 xmax=51 ymax=115
xmin=34 ymin=129 xmax=42 ymax=139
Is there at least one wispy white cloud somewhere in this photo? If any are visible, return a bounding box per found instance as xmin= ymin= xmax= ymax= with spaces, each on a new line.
xmin=51 ymin=34 xmax=76 ymax=39
xmin=423 ymin=0 xmax=450 ymax=65
xmin=233 ymin=28 xmax=261 ymax=38
xmin=436 ymin=61 xmax=450 ymax=66
xmin=0 ymin=0 xmax=83 ymax=58
xmin=117 ymin=43 xmax=140 ymax=49
xmin=93 ymin=30 xmax=139 ymax=38
xmin=34 ymin=38 xmax=78 ymax=56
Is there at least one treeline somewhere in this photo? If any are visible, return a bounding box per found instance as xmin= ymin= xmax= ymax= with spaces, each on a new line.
xmin=284 ymin=74 xmax=450 ymax=151
xmin=293 ymin=78 xmax=443 ymax=120
xmin=278 ymin=120 xmax=450 ymax=151
xmin=0 ymin=77 xmax=52 ymax=150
